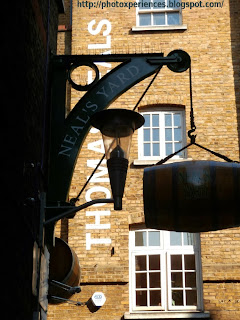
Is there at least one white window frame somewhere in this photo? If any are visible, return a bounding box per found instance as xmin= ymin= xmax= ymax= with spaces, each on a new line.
xmin=129 ymin=229 xmax=203 ymax=313
xmin=130 ymin=229 xmax=166 ymax=311
xmin=136 ymin=0 xmax=183 ymax=28
xmin=131 ymin=251 xmax=167 ymax=311
xmin=167 ymin=252 xmax=198 ymax=311
xmin=138 ymin=109 xmax=186 ymax=161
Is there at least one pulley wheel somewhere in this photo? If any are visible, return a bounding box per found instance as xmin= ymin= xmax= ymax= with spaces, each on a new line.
xmin=167 ymin=50 xmax=191 ymax=73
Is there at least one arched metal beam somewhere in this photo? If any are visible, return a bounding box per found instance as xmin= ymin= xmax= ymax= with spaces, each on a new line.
xmin=47 ymin=51 xmax=190 ymax=204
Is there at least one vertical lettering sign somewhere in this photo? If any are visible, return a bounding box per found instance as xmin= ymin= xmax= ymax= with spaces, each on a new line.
xmin=85 ymin=134 xmax=112 ymax=250
xmin=85 ymin=19 xmax=112 ymax=250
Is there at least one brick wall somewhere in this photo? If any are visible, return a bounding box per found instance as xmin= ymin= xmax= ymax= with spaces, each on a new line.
xmin=48 ymin=1 xmax=240 ymax=319
xmin=12 ymin=1 xmax=60 ymax=319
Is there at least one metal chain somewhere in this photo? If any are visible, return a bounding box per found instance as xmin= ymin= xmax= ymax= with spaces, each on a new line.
xmin=71 ymin=62 xmax=239 ymax=204
xmin=188 ymin=64 xmax=197 ymax=143
xmin=155 ymin=62 xmax=239 ymax=165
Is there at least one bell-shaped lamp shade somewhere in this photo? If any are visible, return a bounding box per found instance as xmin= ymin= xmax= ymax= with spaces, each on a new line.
xmin=91 ymin=109 xmax=144 ymax=210
xmin=102 ymin=128 xmax=133 ymax=161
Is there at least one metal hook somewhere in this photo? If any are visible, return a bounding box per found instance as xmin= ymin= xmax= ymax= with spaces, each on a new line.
xmin=188 ymin=127 xmax=197 ymax=144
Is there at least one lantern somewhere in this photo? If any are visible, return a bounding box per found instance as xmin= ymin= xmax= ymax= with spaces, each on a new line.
xmin=91 ymin=109 xmax=144 ymax=210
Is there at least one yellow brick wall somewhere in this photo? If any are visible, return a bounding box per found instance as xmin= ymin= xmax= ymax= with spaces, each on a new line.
xmin=48 ymin=0 xmax=240 ymax=319
xmin=203 ymin=283 xmax=240 ymax=320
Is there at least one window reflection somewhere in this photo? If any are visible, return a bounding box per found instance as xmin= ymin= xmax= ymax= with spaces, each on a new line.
xmin=150 ymin=272 xmax=161 ymax=288
xmin=184 ymin=255 xmax=195 ymax=270
xmin=135 ymin=256 xmax=147 ymax=271
xmin=135 ymin=231 xmax=146 ymax=246
xmin=149 ymin=255 xmax=160 ymax=270
xmin=136 ymin=273 xmax=147 ymax=288
xmin=171 ymin=255 xmax=182 ymax=270
xmin=149 ymin=231 xmax=160 ymax=246
xmin=136 ymin=291 xmax=147 ymax=306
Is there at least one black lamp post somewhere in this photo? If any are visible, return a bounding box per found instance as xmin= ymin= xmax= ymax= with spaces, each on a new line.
xmin=90 ymin=109 xmax=145 ymax=210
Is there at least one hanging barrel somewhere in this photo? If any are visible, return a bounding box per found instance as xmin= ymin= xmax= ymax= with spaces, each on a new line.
xmin=143 ymin=160 xmax=240 ymax=232
xmin=48 ymin=237 xmax=81 ymax=304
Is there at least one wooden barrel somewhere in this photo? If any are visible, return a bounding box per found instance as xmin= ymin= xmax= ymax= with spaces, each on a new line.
xmin=48 ymin=237 xmax=81 ymax=304
xmin=143 ymin=160 xmax=240 ymax=232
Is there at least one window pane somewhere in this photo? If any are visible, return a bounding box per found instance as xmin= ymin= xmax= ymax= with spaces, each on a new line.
xmin=174 ymin=142 xmax=183 ymax=154
xmin=174 ymin=128 xmax=182 ymax=141
xmin=136 ymin=273 xmax=147 ymax=288
xmin=150 ymin=290 xmax=161 ymax=306
xmin=153 ymin=0 xmax=165 ymax=9
xmin=135 ymin=231 xmax=146 ymax=246
xmin=149 ymin=231 xmax=160 ymax=246
xmin=171 ymin=272 xmax=183 ymax=288
xmin=167 ymin=12 xmax=180 ymax=25
xmin=136 ymin=291 xmax=147 ymax=306
xmin=184 ymin=255 xmax=195 ymax=270
xmin=167 ymin=0 xmax=181 ymax=8
xmin=144 ymin=114 xmax=150 ymax=127
xmin=152 ymin=128 xmax=159 ymax=141
xmin=149 ymin=255 xmax=160 ymax=270
xmin=186 ymin=290 xmax=197 ymax=306
xmin=139 ymin=13 xmax=151 ymax=26
xmin=153 ymin=13 xmax=165 ymax=25
xmin=172 ymin=290 xmax=183 ymax=306
xmin=165 ymin=128 xmax=172 ymax=141
xmin=170 ymin=232 xmax=182 ymax=246
xmin=185 ymin=272 xmax=196 ymax=287
xmin=144 ymin=129 xmax=150 ymax=141
xmin=139 ymin=0 xmax=151 ymax=10
xmin=165 ymin=114 xmax=172 ymax=126
xmin=166 ymin=143 xmax=172 ymax=156
xmin=149 ymin=272 xmax=161 ymax=288
xmin=144 ymin=143 xmax=151 ymax=156
xmin=153 ymin=143 xmax=160 ymax=156
xmin=174 ymin=113 xmax=181 ymax=126
xmin=171 ymin=255 xmax=182 ymax=270
xmin=152 ymin=114 xmax=159 ymax=127
xmin=183 ymin=233 xmax=194 ymax=246
xmin=136 ymin=256 xmax=147 ymax=271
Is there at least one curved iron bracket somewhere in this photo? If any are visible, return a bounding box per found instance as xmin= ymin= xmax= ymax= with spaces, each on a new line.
xmin=48 ymin=51 xmax=190 ymax=206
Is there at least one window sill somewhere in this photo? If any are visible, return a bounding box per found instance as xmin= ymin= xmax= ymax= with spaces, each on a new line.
xmin=124 ymin=311 xmax=210 ymax=319
xmin=133 ymin=158 xmax=192 ymax=166
xmin=131 ymin=25 xmax=187 ymax=32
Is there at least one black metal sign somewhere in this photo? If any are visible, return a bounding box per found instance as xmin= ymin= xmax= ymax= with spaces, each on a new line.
xmin=48 ymin=51 xmax=190 ymax=203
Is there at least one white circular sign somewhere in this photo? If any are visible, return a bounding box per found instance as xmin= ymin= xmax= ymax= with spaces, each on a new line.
xmin=91 ymin=292 xmax=106 ymax=307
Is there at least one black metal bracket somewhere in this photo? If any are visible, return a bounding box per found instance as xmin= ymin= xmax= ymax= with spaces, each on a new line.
xmin=48 ymin=50 xmax=191 ymax=206
xmin=48 ymin=295 xmax=85 ymax=306
xmin=44 ymin=198 xmax=114 ymax=225
xmin=50 ymin=280 xmax=81 ymax=294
